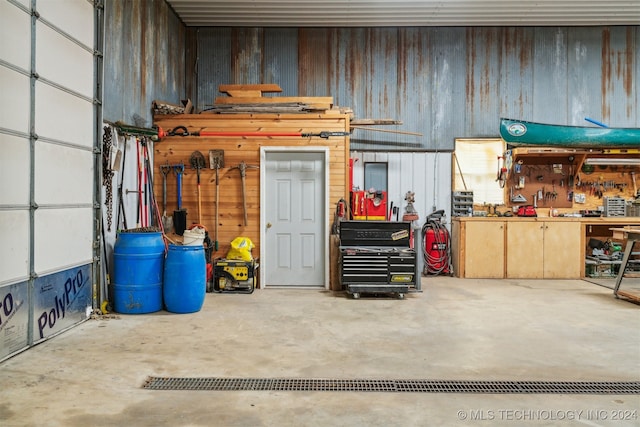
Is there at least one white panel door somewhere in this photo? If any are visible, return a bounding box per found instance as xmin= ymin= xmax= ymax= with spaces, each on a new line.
xmin=264 ymin=151 xmax=326 ymax=287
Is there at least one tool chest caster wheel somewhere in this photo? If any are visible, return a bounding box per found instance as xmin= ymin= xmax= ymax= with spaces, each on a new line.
xmin=397 ymin=293 xmax=405 ymax=299
xmin=351 ymin=292 xmax=360 ymax=299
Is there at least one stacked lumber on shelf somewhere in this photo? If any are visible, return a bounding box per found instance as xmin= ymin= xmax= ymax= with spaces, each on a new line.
xmin=203 ymin=84 xmax=352 ymax=116
xmin=152 ymin=83 xmax=415 ymax=135
xmin=205 ymin=84 xmax=418 ymax=135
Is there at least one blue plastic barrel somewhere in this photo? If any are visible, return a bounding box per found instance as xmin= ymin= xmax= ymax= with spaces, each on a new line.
xmin=163 ymin=244 xmax=206 ymax=313
xmin=112 ymin=231 xmax=165 ymax=314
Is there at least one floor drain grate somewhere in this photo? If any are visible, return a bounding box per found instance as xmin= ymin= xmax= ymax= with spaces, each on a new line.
xmin=142 ymin=377 xmax=640 ymax=394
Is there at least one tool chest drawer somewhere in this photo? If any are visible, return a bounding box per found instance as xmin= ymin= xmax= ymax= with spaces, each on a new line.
xmin=340 ymin=249 xmax=417 ymax=285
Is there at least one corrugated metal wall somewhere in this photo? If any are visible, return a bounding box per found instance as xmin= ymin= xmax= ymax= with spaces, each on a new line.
xmin=193 ymin=26 xmax=639 ymax=151
xmin=103 ymin=0 xmax=186 ymax=126
xmin=100 ymin=15 xmax=638 ymax=228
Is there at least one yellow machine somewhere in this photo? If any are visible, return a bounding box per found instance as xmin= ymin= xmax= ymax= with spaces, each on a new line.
xmin=212 ymin=258 xmax=258 ymax=294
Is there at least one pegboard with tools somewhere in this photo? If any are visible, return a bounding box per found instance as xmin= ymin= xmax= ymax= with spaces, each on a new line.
xmin=573 ymin=165 xmax=638 ymax=212
xmin=508 ymin=155 xmax=574 ymax=209
xmin=506 ymin=149 xmax=640 ymax=214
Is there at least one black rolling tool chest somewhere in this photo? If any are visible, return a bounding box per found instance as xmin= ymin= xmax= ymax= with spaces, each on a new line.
xmin=339 ymin=221 xmax=417 ymax=299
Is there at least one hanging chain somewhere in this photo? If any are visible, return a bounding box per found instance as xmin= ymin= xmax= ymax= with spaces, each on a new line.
xmin=102 ymin=126 xmax=115 ymax=231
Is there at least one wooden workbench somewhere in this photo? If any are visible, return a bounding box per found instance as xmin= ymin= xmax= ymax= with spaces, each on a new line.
xmin=452 ymin=217 xmax=640 ymax=279
xmin=611 ymin=227 xmax=640 ymax=303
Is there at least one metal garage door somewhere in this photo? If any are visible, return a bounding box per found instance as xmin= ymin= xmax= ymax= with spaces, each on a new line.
xmin=0 ymin=0 xmax=101 ymax=361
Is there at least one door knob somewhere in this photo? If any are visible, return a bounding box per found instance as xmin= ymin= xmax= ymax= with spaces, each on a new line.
xmin=266 ymin=222 xmax=272 ymax=229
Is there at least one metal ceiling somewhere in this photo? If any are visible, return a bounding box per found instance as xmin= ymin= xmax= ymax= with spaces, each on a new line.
xmin=166 ymin=0 xmax=640 ymax=27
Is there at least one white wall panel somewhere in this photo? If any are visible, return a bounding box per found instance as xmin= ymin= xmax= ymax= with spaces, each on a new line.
xmin=34 ymin=208 xmax=93 ymax=275
xmin=36 ymin=23 xmax=94 ymax=98
xmin=0 ymin=68 xmax=30 ymax=133
xmin=35 ymin=143 xmax=93 ymax=205
xmin=351 ymin=151 xmax=453 ymax=228
xmin=35 ymin=82 xmax=93 ymax=148
xmin=0 ymin=211 xmax=30 ymax=284
xmin=0 ymin=134 xmax=30 ymax=205
xmin=0 ymin=1 xmax=30 ymax=70
xmin=37 ymin=0 xmax=94 ymax=48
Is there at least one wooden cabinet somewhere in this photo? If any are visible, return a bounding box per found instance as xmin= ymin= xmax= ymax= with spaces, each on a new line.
xmin=506 ymin=220 xmax=581 ymax=278
xmin=453 ymin=217 xmax=640 ymax=280
xmin=465 ymin=221 xmax=505 ymax=278
xmin=453 ymin=220 xmax=505 ymax=278
xmin=506 ymin=221 xmax=543 ymax=278
xmin=543 ymin=221 xmax=582 ymax=278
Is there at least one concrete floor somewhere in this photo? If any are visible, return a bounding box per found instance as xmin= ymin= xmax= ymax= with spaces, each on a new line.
xmin=1 ymin=277 xmax=639 ymax=427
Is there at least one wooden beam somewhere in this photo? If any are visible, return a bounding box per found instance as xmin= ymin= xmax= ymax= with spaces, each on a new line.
xmin=350 ymin=125 xmax=422 ymax=136
xmin=214 ymin=96 xmax=333 ymax=111
xmin=225 ymin=90 xmax=263 ymax=97
xmin=350 ymin=119 xmax=403 ymax=126
xmin=218 ymin=84 xmax=283 ymax=94
xmin=215 ymin=96 xmax=332 ymax=105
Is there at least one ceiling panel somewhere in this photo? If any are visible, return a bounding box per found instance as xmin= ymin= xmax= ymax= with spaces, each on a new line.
xmin=166 ymin=0 xmax=640 ymax=27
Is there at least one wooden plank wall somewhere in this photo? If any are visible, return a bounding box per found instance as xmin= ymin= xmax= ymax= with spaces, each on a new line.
xmin=152 ymin=113 xmax=350 ymax=263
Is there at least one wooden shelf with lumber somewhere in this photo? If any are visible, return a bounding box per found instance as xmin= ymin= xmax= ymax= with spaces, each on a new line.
xmin=206 ymin=83 xmax=339 ymax=114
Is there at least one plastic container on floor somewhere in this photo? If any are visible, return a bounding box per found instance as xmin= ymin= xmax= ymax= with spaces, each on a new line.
xmin=113 ymin=231 xmax=165 ymax=314
xmin=163 ymin=244 xmax=206 ymax=313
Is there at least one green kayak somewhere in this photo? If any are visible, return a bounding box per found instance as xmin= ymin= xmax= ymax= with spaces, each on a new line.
xmin=500 ymin=118 xmax=640 ymax=147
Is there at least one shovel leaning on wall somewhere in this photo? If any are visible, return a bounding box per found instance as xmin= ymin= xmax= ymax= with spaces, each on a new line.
xmin=173 ymin=163 xmax=187 ymax=235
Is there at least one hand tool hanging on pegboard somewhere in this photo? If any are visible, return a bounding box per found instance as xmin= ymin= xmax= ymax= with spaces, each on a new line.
xmin=190 ymin=151 xmax=206 ymax=225
xmin=115 ymin=132 xmax=128 ymax=230
xmin=141 ymin=138 xmax=161 ymax=230
xmin=135 ymin=138 xmax=143 ymax=228
xmin=230 ymin=161 xmax=259 ymax=226
xmin=160 ymin=162 xmax=173 ymax=232
xmin=173 ymin=162 xmax=187 ymax=236
xmin=208 ymin=150 xmax=224 ymax=250
xmin=140 ymin=138 xmax=151 ymax=228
